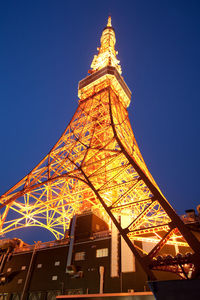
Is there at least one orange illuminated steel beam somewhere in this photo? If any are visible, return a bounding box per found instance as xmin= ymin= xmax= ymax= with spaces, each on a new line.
xmin=0 ymin=17 xmax=200 ymax=280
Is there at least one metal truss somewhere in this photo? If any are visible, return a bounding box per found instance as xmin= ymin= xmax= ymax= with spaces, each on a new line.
xmin=1 ymin=17 xmax=200 ymax=280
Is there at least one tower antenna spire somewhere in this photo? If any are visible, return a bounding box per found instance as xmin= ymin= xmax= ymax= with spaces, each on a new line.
xmin=107 ymin=16 xmax=112 ymax=27
xmin=90 ymin=16 xmax=122 ymax=75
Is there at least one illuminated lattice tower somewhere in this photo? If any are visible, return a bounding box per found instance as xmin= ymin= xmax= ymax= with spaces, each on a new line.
xmin=1 ymin=17 xmax=200 ymax=280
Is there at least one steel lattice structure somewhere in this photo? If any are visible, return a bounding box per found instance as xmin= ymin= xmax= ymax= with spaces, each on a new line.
xmin=1 ymin=17 xmax=200 ymax=280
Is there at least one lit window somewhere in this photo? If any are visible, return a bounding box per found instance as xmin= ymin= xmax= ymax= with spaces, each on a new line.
xmin=96 ymin=248 xmax=108 ymax=258
xmin=52 ymin=275 xmax=58 ymax=281
xmin=18 ymin=279 xmax=23 ymax=284
xmin=74 ymin=252 xmax=85 ymax=261
xmin=7 ymin=268 xmax=12 ymax=272
xmin=37 ymin=264 xmax=42 ymax=268
xmin=21 ymin=266 xmax=26 ymax=270
xmin=54 ymin=261 xmax=60 ymax=266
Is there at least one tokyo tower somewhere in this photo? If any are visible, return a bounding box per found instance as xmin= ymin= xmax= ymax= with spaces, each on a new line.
xmin=0 ymin=17 xmax=200 ymax=280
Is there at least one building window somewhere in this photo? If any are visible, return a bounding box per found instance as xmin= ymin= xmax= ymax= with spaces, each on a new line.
xmin=28 ymin=292 xmax=42 ymax=300
xmin=21 ymin=266 xmax=26 ymax=270
xmin=11 ymin=293 xmax=20 ymax=300
xmin=47 ymin=291 xmax=60 ymax=299
xmin=52 ymin=275 xmax=58 ymax=281
xmin=96 ymin=248 xmax=108 ymax=258
xmin=0 ymin=277 xmax=6 ymax=283
xmin=0 ymin=293 xmax=8 ymax=300
xmin=74 ymin=252 xmax=85 ymax=261
xmin=17 ymin=279 xmax=23 ymax=284
xmin=37 ymin=263 xmax=42 ymax=268
xmin=54 ymin=261 xmax=60 ymax=266
xmin=7 ymin=268 xmax=12 ymax=272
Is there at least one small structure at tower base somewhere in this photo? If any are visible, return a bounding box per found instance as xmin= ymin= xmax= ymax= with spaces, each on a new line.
xmin=56 ymin=293 xmax=155 ymax=300
xmin=149 ymin=279 xmax=200 ymax=300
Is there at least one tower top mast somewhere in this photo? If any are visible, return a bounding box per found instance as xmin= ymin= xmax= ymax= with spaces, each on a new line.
xmin=90 ymin=16 xmax=122 ymax=75
xmin=107 ymin=15 xmax=112 ymax=27
xmin=79 ymin=17 xmax=131 ymax=107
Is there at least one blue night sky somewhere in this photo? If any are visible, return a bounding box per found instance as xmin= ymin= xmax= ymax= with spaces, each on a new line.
xmin=0 ymin=0 xmax=200 ymax=243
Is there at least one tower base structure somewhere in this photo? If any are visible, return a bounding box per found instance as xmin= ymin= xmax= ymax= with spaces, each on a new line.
xmin=0 ymin=212 xmax=184 ymax=300
xmin=0 ymin=213 xmax=199 ymax=300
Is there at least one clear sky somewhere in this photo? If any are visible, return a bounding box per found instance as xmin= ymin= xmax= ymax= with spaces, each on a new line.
xmin=0 ymin=0 xmax=200 ymax=243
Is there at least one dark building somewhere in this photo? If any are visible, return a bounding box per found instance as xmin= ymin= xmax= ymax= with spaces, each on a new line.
xmin=0 ymin=211 xmax=190 ymax=300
